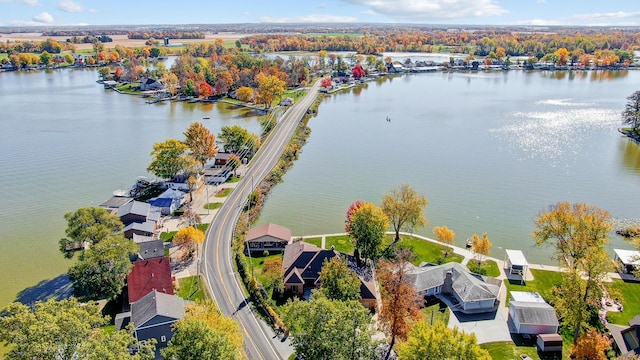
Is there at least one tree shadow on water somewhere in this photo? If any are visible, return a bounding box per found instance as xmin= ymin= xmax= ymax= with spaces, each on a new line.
xmin=14 ymin=274 xmax=74 ymax=305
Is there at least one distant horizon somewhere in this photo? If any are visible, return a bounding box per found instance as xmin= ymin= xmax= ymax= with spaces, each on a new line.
xmin=1 ymin=0 xmax=640 ymax=28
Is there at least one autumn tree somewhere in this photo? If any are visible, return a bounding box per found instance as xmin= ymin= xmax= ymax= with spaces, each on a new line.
xmin=173 ymin=226 xmax=205 ymax=254
xmin=59 ymin=207 xmax=124 ymax=258
xmin=381 ymin=184 xmax=428 ymax=242
xmin=227 ymin=153 xmax=241 ymax=177
xmin=198 ymin=81 xmax=213 ymax=98
xmin=396 ymin=321 xmax=491 ymax=360
xmin=179 ymin=208 xmax=202 ymax=228
xmin=320 ymin=77 xmax=332 ymax=88
xmin=352 ymin=64 xmax=366 ymax=78
xmin=433 ymin=225 xmax=455 ymax=257
xmin=378 ymin=248 xmax=423 ymax=360
xmin=570 ymin=329 xmax=612 ymax=360
xmin=622 ymin=90 xmax=640 ymax=131
xmin=554 ymin=47 xmax=570 ymax=66
xmin=345 ymin=200 xmax=365 ymax=233
xmin=236 ymin=86 xmax=254 ymax=102
xmin=255 ymin=72 xmax=285 ymax=109
xmin=0 ymin=298 xmax=155 ymax=360
xmin=161 ymin=72 xmax=179 ymax=96
xmin=218 ymin=125 xmax=260 ymax=155
xmin=163 ymin=300 xmax=243 ymax=360
xmin=348 ymin=201 xmax=389 ymax=261
xmin=147 ymin=138 xmax=195 ymax=180
xmin=183 ymin=121 xmax=218 ymax=168
xmin=470 ymin=232 xmax=492 ymax=264
xmin=68 ymin=235 xmax=138 ymax=301
xmin=262 ymin=256 xmax=284 ymax=294
xmin=282 ymin=296 xmax=377 ymax=360
xmin=316 ymin=256 xmax=361 ymax=301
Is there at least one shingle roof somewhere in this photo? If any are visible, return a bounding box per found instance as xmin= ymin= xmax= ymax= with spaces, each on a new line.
xmin=246 ymin=223 xmax=292 ymax=243
xmin=510 ymin=301 xmax=559 ymax=326
xmin=137 ymin=240 xmax=165 ymax=260
xmin=127 ymin=257 xmax=174 ymax=303
xmin=407 ymin=262 xmax=500 ymax=302
xmin=131 ymin=290 xmax=185 ymax=329
xmin=118 ymin=200 xmax=151 ymax=218
xmin=123 ymin=221 xmax=156 ymax=234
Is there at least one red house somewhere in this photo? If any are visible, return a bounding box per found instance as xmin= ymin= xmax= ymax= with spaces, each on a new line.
xmin=127 ymin=257 xmax=174 ymax=304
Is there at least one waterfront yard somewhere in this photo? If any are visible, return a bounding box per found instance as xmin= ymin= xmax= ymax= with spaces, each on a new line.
xmin=504 ymin=268 xmax=564 ymax=305
xmin=398 ymin=236 xmax=464 ymax=265
xmin=605 ymin=279 xmax=640 ymax=325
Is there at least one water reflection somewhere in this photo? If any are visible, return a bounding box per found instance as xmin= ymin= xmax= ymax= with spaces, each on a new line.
xmin=537 ymin=69 xmax=628 ymax=82
xmin=620 ymin=138 xmax=640 ymax=175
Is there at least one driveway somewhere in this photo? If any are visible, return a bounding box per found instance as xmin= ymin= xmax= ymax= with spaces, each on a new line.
xmin=448 ymin=307 xmax=513 ymax=344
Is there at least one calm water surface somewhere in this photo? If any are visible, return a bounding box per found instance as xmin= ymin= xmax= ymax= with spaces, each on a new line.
xmin=1 ymin=67 xmax=639 ymax=309
xmin=258 ymin=70 xmax=640 ymax=265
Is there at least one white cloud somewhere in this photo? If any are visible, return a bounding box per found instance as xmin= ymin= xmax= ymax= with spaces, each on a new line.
xmin=339 ymin=0 xmax=507 ymax=20
xmin=513 ymin=18 xmax=562 ymax=26
xmin=18 ymin=0 xmax=39 ymax=6
xmin=536 ymin=0 xmax=545 ymax=3
xmin=571 ymin=11 xmax=640 ymax=21
xmin=57 ymin=0 xmax=84 ymax=12
xmin=317 ymin=3 xmax=326 ymax=9
xmin=32 ymin=11 xmax=53 ymax=23
xmin=259 ymin=14 xmax=358 ymax=23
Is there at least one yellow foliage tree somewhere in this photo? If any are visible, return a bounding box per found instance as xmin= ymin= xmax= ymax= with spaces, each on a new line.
xmin=433 ymin=225 xmax=455 ymax=257
xmin=173 ymin=226 xmax=205 ymax=253
xmin=236 ymin=86 xmax=255 ymax=102
xmin=470 ymin=232 xmax=492 ymax=264
xmin=570 ymin=329 xmax=612 ymax=360
xmin=255 ymin=72 xmax=285 ymax=109
xmin=397 ymin=320 xmax=491 ymax=360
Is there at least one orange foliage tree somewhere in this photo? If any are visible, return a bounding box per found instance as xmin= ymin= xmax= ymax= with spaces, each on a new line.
xmin=377 ymin=248 xmax=423 ymax=360
xmin=570 ymin=329 xmax=612 ymax=360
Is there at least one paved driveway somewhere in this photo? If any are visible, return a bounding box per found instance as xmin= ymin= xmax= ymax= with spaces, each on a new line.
xmin=448 ymin=307 xmax=513 ymax=344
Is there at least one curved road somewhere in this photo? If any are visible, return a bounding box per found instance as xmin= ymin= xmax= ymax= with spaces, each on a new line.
xmin=202 ymin=81 xmax=321 ymax=360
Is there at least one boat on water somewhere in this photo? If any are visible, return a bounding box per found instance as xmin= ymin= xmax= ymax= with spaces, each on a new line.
xmin=465 ymin=238 xmax=472 ymax=248
xmin=202 ymin=116 xmax=210 ymax=119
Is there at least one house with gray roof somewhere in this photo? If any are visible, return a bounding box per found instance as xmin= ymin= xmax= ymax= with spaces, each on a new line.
xmin=115 ymin=290 xmax=186 ymax=360
xmin=607 ymin=314 xmax=640 ymax=357
xmin=132 ymin=239 xmax=165 ymax=261
xmin=406 ymin=262 xmax=501 ymax=314
xmin=148 ymin=189 xmax=185 ymax=215
xmin=507 ymin=291 xmax=559 ymax=335
xmin=117 ymin=201 xmax=161 ymax=238
xmin=282 ymin=241 xmax=378 ymax=311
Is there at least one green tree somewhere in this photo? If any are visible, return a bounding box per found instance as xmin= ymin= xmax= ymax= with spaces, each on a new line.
xmin=39 ymin=50 xmax=52 ymax=66
xmin=68 ymin=235 xmax=138 ymax=300
xmin=163 ymin=300 xmax=243 ymax=360
xmin=381 ymin=184 xmax=428 ymax=242
xmin=316 ymin=256 xmax=361 ymax=301
xmin=147 ymin=138 xmax=194 ymax=180
xmin=396 ymin=321 xmax=491 ymax=360
xmin=348 ymin=201 xmax=389 ymax=261
xmin=0 ymin=298 xmax=154 ymax=360
xmin=262 ymin=256 xmax=284 ymax=294
xmin=622 ymin=90 xmax=640 ymax=130
xmin=282 ymin=296 xmax=377 ymax=360
xmin=218 ymin=125 xmax=261 ymax=154
xmin=59 ymin=207 xmax=124 ymax=258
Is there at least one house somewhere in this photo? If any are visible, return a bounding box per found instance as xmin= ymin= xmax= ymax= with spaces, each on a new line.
xmin=148 ymin=189 xmax=185 ymax=215
xmin=246 ymin=223 xmax=291 ymax=254
xmin=537 ymin=333 xmax=563 ymax=353
xmin=140 ymin=78 xmax=163 ymax=91
xmin=405 ymin=262 xmax=501 ymax=314
xmin=118 ymin=201 xmax=161 ymax=238
xmin=204 ymin=168 xmax=232 ymax=184
xmin=508 ymin=291 xmax=559 ymax=335
xmin=127 ymin=257 xmax=174 ymax=304
xmin=607 ymin=314 xmax=640 ymax=357
xmin=132 ymin=239 xmax=165 ymax=261
xmin=282 ymin=241 xmax=378 ymax=311
xmin=115 ymin=290 xmax=186 ymax=360
xmin=213 ymin=152 xmax=232 ymax=167
xmin=614 ymin=249 xmax=640 ymax=274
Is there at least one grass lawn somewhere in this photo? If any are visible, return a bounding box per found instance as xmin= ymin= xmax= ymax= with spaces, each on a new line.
xmin=160 ymin=223 xmax=209 ymax=242
xmin=0 ymin=53 xmax=8 ymax=60
xmin=397 ymin=237 xmax=463 ymax=265
xmin=504 ymin=269 xmax=564 ymax=305
xmin=204 ymin=202 xmax=222 ymax=210
xmin=177 ymin=275 xmax=206 ymax=301
xmin=606 ymin=279 xmax=640 ymax=325
xmin=115 ymin=82 xmax=140 ymax=94
xmin=467 ymin=259 xmax=501 ymax=277
xmin=249 ymin=253 xmax=283 ymax=286
xmin=482 ymin=333 xmax=570 ymax=360
xmin=227 ymin=176 xmax=240 ymax=183
xmin=421 ymin=299 xmax=450 ymax=325
xmin=325 ymin=235 xmax=355 ymax=254
xmin=303 ymin=237 xmax=322 ymax=248
xmin=215 ymin=187 xmax=233 ymax=197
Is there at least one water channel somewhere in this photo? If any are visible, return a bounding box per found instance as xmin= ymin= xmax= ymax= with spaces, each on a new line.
xmin=1 ymin=65 xmax=639 ymax=309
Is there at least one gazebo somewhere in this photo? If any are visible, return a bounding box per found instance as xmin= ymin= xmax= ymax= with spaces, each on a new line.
xmin=505 ymin=249 xmax=528 ymax=276
xmin=613 ymin=249 xmax=640 ymax=274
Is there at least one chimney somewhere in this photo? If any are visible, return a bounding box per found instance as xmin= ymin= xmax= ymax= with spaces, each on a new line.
xmin=442 ymin=270 xmax=453 ymax=295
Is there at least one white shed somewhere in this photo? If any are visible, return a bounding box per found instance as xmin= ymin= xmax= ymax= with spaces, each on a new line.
xmin=505 ymin=249 xmax=528 ymax=275
xmin=508 ymin=292 xmax=559 ymax=335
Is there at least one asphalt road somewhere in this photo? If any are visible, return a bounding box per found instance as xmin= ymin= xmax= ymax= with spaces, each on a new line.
xmin=202 ymin=81 xmax=321 ymax=360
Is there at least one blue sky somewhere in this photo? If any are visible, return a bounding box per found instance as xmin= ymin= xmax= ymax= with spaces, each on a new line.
xmin=1 ymin=0 xmax=639 ymax=27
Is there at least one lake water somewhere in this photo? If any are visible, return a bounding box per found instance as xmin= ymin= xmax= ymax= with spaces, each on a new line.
xmin=1 ymin=67 xmax=639 ymax=309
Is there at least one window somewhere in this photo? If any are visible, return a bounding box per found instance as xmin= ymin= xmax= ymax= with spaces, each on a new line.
xmin=161 ymin=335 xmax=166 ymax=343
